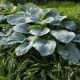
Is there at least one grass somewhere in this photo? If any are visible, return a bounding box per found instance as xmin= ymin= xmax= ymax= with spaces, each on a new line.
xmin=39 ymin=1 xmax=80 ymax=27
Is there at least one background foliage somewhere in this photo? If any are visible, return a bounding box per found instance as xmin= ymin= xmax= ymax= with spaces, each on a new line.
xmin=4 ymin=0 xmax=80 ymax=5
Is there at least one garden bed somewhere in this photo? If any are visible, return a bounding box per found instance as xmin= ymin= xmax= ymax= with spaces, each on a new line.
xmin=0 ymin=0 xmax=80 ymax=80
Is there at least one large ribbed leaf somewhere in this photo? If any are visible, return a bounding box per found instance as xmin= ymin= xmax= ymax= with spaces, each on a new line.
xmin=7 ymin=15 xmax=25 ymax=25
xmin=39 ymin=11 xmax=60 ymax=25
xmin=73 ymin=34 xmax=80 ymax=43
xmin=15 ymin=12 xmax=38 ymax=23
xmin=50 ymin=30 xmax=75 ymax=43
xmin=39 ymin=15 xmax=67 ymax=25
xmin=33 ymin=39 xmax=56 ymax=56
xmin=6 ymin=4 xmax=52 ymax=24
xmin=50 ymin=15 xmax=67 ymax=25
xmin=25 ymin=6 xmax=42 ymax=20
xmin=15 ymin=41 xmax=33 ymax=56
xmin=30 ymin=27 xmax=50 ymax=36
xmin=16 ymin=11 xmax=38 ymax=23
xmin=19 ymin=4 xmax=42 ymax=20
xmin=13 ymin=23 xmax=29 ymax=34
xmin=63 ymin=21 xmax=76 ymax=31
xmin=19 ymin=4 xmax=51 ymax=22
xmin=5 ymin=32 xmax=26 ymax=44
xmin=25 ymin=4 xmax=51 ymax=19
xmin=58 ymin=43 xmax=80 ymax=64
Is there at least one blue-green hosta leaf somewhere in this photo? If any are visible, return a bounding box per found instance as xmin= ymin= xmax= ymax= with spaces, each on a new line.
xmin=21 ymin=3 xmax=42 ymax=16
xmin=0 ymin=31 xmax=5 ymax=36
xmin=47 ymin=11 xmax=60 ymax=17
xmin=55 ymin=15 xmax=67 ymax=22
xmin=58 ymin=43 xmax=80 ymax=64
xmin=33 ymin=39 xmax=56 ymax=56
xmin=0 ymin=15 xmax=6 ymax=22
xmin=19 ymin=4 xmax=51 ymax=22
xmin=53 ymin=15 xmax=67 ymax=25
xmin=39 ymin=8 xmax=52 ymax=20
xmin=0 ymin=37 xmax=6 ymax=46
xmin=0 ymin=12 xmax=2 ymax=15
xmin=26 ymin=6 xmax=42 ymax=19
xmin=19 ymin=4 xmax=42 ymax=20
xmin=50 ymin=30 xmax=75 ymax=43
xmin=5 ymin=32 xmax=26 ymax=45
xmin=13 ymin=23 xmax=29 ymax=34
xmin=0 ymin=37 xmax=10 ymax=48
xmin=73 ymin=34 xmax=80 ymax=43
xmin=16 ymin=11 xmax=26 ymax=16
xmin=25 ymin=17 xmax=38 ymax=23
xmin=15 ymin=41 xmax=33 ymax=56
xmin=30 ymin=27 xmax=50 ymax=36
xmin=51 ymin=15 xmax=67 ymax=25
xmin=16 ymin=12 xmax=38 ymax=23
xmin=63 ymin=21 xmax=76 ymax=31
xmin=38 ymin=17 xmax=54 ymax=25
xmin=7 ymin=15 xmax=25 ymax=25
xmin=0 ymin=15 xmax=4 ymax=22
xmin=39 ymin=15 xmax=67 ymax=25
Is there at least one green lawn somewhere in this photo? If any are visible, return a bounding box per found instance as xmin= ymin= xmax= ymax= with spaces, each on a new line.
xmin=40 ymin=1 xmax=80 ymax=27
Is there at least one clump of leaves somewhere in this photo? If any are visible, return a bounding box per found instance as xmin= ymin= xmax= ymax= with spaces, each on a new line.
xmin=0 ymin=3 xmax=80 ymax=64
xmin=0 ymin=2 xmax=80 ymax=80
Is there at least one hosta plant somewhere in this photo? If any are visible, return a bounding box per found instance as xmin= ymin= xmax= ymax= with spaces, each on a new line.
xmin=0 ymin=3 xmax=80 ymax=65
